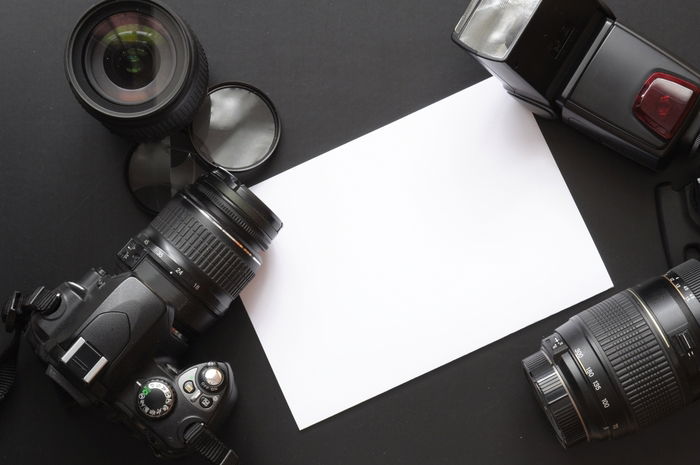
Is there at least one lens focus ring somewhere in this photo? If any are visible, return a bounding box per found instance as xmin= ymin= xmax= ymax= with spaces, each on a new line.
xmin=150 ymin=199 xmax=256 ymax=299
xmin=195 ymin=182 xmax=270 ymax=250
xmin=578 ymin=292 xmax=683 ymax=427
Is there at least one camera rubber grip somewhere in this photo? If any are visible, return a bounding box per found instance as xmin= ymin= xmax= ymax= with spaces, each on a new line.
xmin=579 ymin=292 xmax=683 ymax=427
xmin=150 ymin=200 xmax=255 ymax=299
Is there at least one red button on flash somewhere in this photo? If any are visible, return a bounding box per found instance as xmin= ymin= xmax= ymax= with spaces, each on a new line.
xmin=633 ymin=72 xmax=699 ymax=140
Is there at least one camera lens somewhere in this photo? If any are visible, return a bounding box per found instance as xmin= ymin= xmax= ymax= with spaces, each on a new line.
xmin=523 ymin=260 xmax=700 ymax=447
xmin=95 ymin=14 xmax=164 ymax=96
xmin=66 ymin=0 xmax=208 ymax=140
xmin=118 ymin=170 xmax=282 ymax=334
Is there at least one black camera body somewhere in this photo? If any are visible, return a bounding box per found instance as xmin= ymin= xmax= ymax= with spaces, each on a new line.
xmin=2 ymin=170 xmax=282 ymax=464
xmin=26 ymin=269 xmax=236 ymax=459
xmin=453 ymin=0 xmax=700 ymax=170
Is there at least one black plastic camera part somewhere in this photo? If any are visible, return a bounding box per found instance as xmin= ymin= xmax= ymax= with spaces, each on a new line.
xmin=524 ymin=259 xmax=700 ymax=447
xmin=656 ymin=179 xmax=700 ymax=267
xmin=65 ymin=0 xmax=208 ymax=141
xmin=453 ymin=0 xmax=700 ymax=170
xmin=0 ymin=170 xmax=281 ymax=463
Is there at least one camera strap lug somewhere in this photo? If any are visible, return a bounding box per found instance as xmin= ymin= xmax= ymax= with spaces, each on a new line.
xmin=184 ymin=422 xmax=239 ymax=465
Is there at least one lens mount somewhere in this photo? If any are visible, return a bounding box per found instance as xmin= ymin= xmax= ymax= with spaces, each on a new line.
xmin=523 ymin=350 xmax=587 ymax=447
xmin=65 ymin=0 xmax=208 ymax=140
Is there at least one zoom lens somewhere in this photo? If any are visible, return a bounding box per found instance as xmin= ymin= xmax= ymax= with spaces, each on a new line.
xmin=118 ymin=170 xmax=282 ymax=335
xmin=66 ymin=0 xmax=208 ymax=140
xmin=523 ymin=260 xmax=700 ymax=447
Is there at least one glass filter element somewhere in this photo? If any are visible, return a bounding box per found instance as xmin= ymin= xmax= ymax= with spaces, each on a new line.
xmin=190 ymin=83 xmax=281 ymax=172
xmin=128 ymin=134 xmax=203 ymax=213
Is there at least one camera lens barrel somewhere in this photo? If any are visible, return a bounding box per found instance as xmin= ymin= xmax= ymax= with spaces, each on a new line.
xmin=118 ymin=170 xmax=282 ymax=334
xmin=524 ymin=260 xmax=700 ymax=447
xmin=65 ymin=0 xmax=208 ymax=140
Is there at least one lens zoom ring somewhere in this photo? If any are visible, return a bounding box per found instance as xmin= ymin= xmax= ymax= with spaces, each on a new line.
xmin=580 ymin=293 xmax=683 ymax=427
xmin=151 ymin=201 xmax=255 ymax=298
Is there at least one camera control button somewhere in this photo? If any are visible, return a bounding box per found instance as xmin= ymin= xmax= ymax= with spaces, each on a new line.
xmin=199 ymin=396 xmax=213 ymax=409
xmin=204 ymin=368 xmax=224 ymax=387
xmin=198 ymin=364 xmax=226 ymax=393
xmin=183 ymin=380 xmax=196 ymax=394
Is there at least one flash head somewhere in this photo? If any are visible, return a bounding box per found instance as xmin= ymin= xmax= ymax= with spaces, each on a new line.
xmin=453 ymin=0 xmax=700 ymax=171
xmin=452 ymin=0 xmax=612 ymax=117
xmin=454 ymin=0 xmax=542 ymax=60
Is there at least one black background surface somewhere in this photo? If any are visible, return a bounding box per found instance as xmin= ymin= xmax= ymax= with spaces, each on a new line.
xmin=1 ymin=0 xmax=700 ymax=464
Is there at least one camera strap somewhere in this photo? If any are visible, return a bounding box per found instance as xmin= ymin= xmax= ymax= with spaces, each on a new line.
xmin=184 ymin=421 xmax=240 ymax=465
xmin=0 ymin=332 xmax=20 ymax=401
xmin=0 ymin=287 xmax=61 ymax=402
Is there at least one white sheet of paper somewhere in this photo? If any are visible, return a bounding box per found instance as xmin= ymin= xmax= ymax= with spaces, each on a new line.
xmin=241 ymin=77 xmax=612 ymax=429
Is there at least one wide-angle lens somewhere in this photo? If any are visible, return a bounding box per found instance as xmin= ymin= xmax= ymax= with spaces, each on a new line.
xmin=66 ymin=0 xmax=208 ymax=140
xmin=523 ymin=260 xmax=700 ymax=447
xmin=118 ymin=170 xmax=282 ymax=335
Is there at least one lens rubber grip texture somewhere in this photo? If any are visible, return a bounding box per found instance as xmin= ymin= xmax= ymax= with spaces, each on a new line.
xmin=578 ymin=292 xmax=683 ymax=427
xmin=150 ymin=199 xmax=255 ymax=299
xmin=195 ymin=183 xmax=270 ymax=250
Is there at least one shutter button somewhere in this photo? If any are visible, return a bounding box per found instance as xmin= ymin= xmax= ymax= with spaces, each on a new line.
xmin=198 ymin=363 xmax=226 ymax=393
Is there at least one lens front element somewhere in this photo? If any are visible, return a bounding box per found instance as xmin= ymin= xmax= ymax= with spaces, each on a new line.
xmin=103 ymin=25 xmax=159 ymax=89
xmin=85 ymin=11 xmax=177 ymax=105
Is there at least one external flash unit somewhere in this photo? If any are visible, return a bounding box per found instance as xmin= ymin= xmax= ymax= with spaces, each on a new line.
xmin=453 ymin=0 xmax=700 ymax=170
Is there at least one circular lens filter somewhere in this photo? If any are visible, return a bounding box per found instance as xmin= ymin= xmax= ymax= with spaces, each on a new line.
xmin=128 ymin=133 xmax=203 ymax=213
xmin=189 ymin=82 xmax=281 ymax=172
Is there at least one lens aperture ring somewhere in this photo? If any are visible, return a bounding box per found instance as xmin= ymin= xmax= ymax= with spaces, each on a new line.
xmin=579 ymin=291 xmax=683 ymax=428
xmin=523 ymin=351 xmax=587 ymax=447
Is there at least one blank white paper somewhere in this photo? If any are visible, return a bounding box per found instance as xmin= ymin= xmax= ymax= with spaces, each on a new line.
xmin=241 ymin=77 xmax=613 ymax=429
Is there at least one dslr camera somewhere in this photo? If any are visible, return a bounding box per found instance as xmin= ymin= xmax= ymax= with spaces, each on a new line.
xmin=2 ymin=170 xmax=282 ymax=464
xmin=0 ymin=1 xmax=283 ymax=464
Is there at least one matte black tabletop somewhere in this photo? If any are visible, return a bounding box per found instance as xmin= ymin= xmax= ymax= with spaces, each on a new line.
xmin=1 ymin=0 xmax=699 ymax=464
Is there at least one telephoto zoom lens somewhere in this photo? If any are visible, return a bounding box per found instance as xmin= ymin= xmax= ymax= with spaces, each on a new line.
xmin=118 ymin=169 xmax=282 ymax=335
xmin=523 ymin=260 xmax=700 ymax=447
xmin=65 ymin=0 xmax=208 ymax=140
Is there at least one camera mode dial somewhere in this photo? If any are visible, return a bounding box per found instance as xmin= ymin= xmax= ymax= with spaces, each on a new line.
xmin=137 ymin=379 xmax=176 ymax=419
